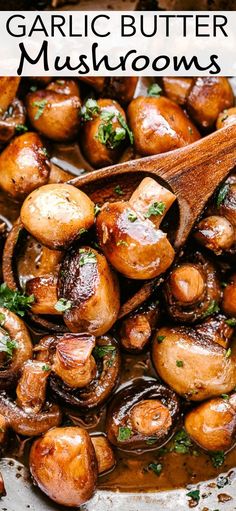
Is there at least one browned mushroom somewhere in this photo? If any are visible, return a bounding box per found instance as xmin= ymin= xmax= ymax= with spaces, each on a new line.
xmin=16 ymin=360 xmax=51 ymax=414
xmin=118 ymin=299 xmax=159 ymax=352
xmin=0 ymin=307 xmax=33 ymax=389
xmin=91 ymin=435 xmax=116 ymax=474
xmin=0 ymin=99 xmax=26 ymax=145
xmin=0 ymin=78 xmax=21 ymax=114
xmin=187 ymin=77 xmax=234 ymax=128
xmin=162 ymin=77 xmax=194 ymax=105
xmin=185 ymin=393 xmax=236 ymax=452
xmin=35 ymin=333 xmax=121 ymax=409
xmin=127 ymin=96 xmax=200 ymax=156
xmin=29 ymin=426 xmax=98 ymax=507
xmin=58 ymin=246 xmax=120 ymax=336
xmin=152 ymin=316 xmax=236 ymax=401
xmin=20 ymin=184 xmax=95 ymax=250
xmin=163 ymin=251 xmax=221 ymax=323
xmin=217 ymin=107 xmax=236 ymax=130
xmin=80 ymin=98 xmax=130 ymax=168
xmin=222 ymin=274 xmax=236 ymax=317
xmin=106 ymin=378 xmax=180 ymax=451
xmin=26 ymin=80 xmax=81 ymax=142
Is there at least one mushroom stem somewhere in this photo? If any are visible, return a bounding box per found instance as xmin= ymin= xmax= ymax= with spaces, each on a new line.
xmin=129 ymin=177 xmax=176 ymax=228
xmin=52 ymin=335 xmax=96 ymax=388
xmin=16 ymin=360 xmax=51 ymax=414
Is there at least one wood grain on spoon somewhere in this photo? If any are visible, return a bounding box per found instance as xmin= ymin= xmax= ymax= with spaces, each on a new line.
xmin=70 ymin=125 xmax=236 ymax=317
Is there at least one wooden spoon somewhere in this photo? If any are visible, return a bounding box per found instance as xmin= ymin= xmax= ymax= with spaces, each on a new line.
xmin=70 ymin=124 xmax=236 ymax=318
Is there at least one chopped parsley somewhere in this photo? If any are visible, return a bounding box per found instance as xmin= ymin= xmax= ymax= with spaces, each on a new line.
xmin=116 ymin=240 xmax=128 ymax=247
xmin=186 ymin=489 xmax=200 ymax=503
xmin=170 ymin=430 xmax=192 ymax=454
xmin=156 ymin=335 xmax=165 ymax=344
xmin=0 ymin=284 xmax=34 ymax=317
xmin=221 ymin=394 xmax=229 ymax=400
xmin=210 ymin=451 xmax=225 ymax=468
xmin=144 ymin=201 xmax=166 ymax=219
xmin=148 ymin=463 xmax=162 ymax=475
xmin=114 ymin=185 xmax=124 ymax=195
xmin=42 ymin=364 xmax=51 ymax=372
xmin=226 ymin=318 xmax=236 ymax=327
xmin=176 ymin=360 xmax=184 ymax=367
xmin=80 ymin=98 xmax=100 ymax=122
xmin=96 ymin=110 xmax=133 ymax=149
xmin=93 ymin=345 xmax=116 ymax=359
xmin=78 ymin=228 xmax=88 ymax=236
xmin=225 ymin=348 xmax=231 ymax=358
xmin=30 ymin=85 xmax=38 ymax=92
xmin=147 ymin=83 xmax=162 ymax=97
xmin=55 ymin=298 xmax=72 ymax=312
xmin=202 ymin=300 xmax=220 ymax=319
xmin=117 ymin=426 xmax=132 ymax=442
xmin=0 ymin=313 xmax=5 ymax=325
xmin=94 ymin=204 xmax=101 ymax=216
xmin=146 ymin=437 xmax=158 ymax=446
xmin=216 ymin=183 xmax=229 ymax=208
xmin=79 ymin=249 xmax=96 ymax=266
xmin=0 ymin=335 xmax=18 ymax=358
xmin=32 ymin=99 xmax=48 ymax=120
xmin=15 ymin=124 xmax=28 ymax=134
xmin=127 ymin=211 xmax=137 ymax=222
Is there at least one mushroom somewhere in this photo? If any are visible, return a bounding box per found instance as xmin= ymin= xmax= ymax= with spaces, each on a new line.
xmin=96 ymin=177 xmax=176 ymax=280
xmin=163 ymin=251 xmax=221 ymax=323
xmin=0 ymin=78 xmax=21 ymax=114
xmin=222 ymin=274 xmax=236 ymax=317
xmin=106 ymin=377 xmax=180 ymax=451
xmin=118 ymin=299 xmax=160 ymax=352
xmin=0 ymin=98 xmax=26 ymax=145
xmin=185 ymin=393 xmax=236 ymax=452
xmin=16 ymin=360 xmax=51 ymax=414
xmin=0 ymin=132 xmax=50 ymax=201
xmin=78 ymin=77 xmax=106 ymax=92
xmin=91 ymin=435 xmax=116 ymax=474
xmin=81 ymin=98 xmax=130 ymax=168
xmin=186 ymin=77 xmax=234 ymax=128
xmin=58 ymin=246 xmax=120 ymax=336
xmin=29 ymin=426 xmax=98 ymax=507
xmin=152 ymin=316 xmax=236 ymax=401
xmin=35 ymin=333 xmax=121 ymax=409
xmin=104 ymin=77 xmax=138 ymax=104
xmin=162 ymin=77 xmax=194 ymax=105
xmin=216 ymin=107 xmax=236 ymax=130
xmin=26 ymin=80 xmax=81 ymax=142
xmin=20 ymin=183 xmax=95 ymax=250
xmin=0 ymin=307 xmax=33 ymax=389
xmin=127 ymin=96 xmax=200 ymax=156
xmin=26 ymin=275 xmax=59 ymax=316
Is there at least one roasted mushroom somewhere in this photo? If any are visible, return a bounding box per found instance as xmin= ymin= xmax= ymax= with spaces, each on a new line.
xmin=163 ymin=251 xmax=221 ymax=323
xmin=222 ymin=274 xmax=236 ymax=317
xmin=106 ymin=378 xmax=180 ymax=450
xmin=81 ymin=98 xmax=130 ymax=168
xmin=26 ymin=275 xmax=59 ymax=316
xmin=0 ymin=78 xmax=21 ymax=114
xmin=0 ymin=132 xmax=50 ymax=201
xmin=217 ymin=107 xmax=236 ymax=130
xmin=16 ymin=360 xmax=51 ymax=414
xmin=36 ymin=333 xmax=121 ymax=409
xmin=0 ymin=98 xmax=26 ymax=145
xmin=118 ymin=299 xmax=159 ymax=352
xmin=96 ymin=177 xmax=176 ymax=280
xmin=185 ymin=393 xmax=236 ymax=452
xmin=20 ymin=183 xmax=95 ymax=250
xmin=91 ymin=435 xmax=116 ymax=474
xmin=162 ymin=77 xmax=194 ymax=105
xmin=29 ymin=426 xmax=98 ymax=507
xmin=127 ymin=96 xmax=200 ymax=156
xmin=152 ymin=316 xmax=236 ymax=400
xmin=187 ymin=77 xmax=234 ymax=129
xmin=104 ymin=77 xmax=138 ymax=104
xmin=26 ymin=80 xmax=81 ymax=142
xmin=58 ymin=246 xmax=120 ymax=335
xmin=0 ymin=307 xmax=33 ymax=389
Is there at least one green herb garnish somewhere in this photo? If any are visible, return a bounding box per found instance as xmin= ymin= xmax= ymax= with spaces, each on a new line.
xmin=216 ymin=183 xmax=229 ymax=208
xmin=186 ymin=489 xmax=200 ymax=503
xmin=114 ymin=185 xmax=124 ymax=195
xmin=80 ymin=98 xmax=100 ymax=122
xmin=144 ymin=201 xmax=166 ymax=219
xmin=116 ymin=240 xmax=128 ymax=247
xmin=127 ymin=211 xmax=137 ymax=222
xmin=156 ymin=335 xmax=165 ymax=344
xmin=148 ymin=463 xmax=162 ymax=475
xmin=225 ymin=348 xmax=231 ymax=358
xmin=79 ymin=228 xmax=88 ymax=236
xmin=79 ymin=249 xmax=96 ymax=266
xmin=117 ymin=426 xmax=132 ymax=442
xmin=94 ymin=204 xmax=101 ymax=216
xmin=176 ymin=360 xmax=184 ymax=367
xmin=146 ymin=438 xmax=158 ymax=446
xmin=93 ymin=345 xmax=116 ymax=359
xmin=15 ymin=124 xmax=28 ymax=134
xmin=170 ymin=430 xmax=192 ymax=454
xmin=32 ymin=99 xmax=47 ymax=120
xmin=0 ymin=283 xmax=34 ymax=317
xmin=96 ymin=110 xmax=133 ymax=149
xmin=202 ymin=300 xmax=220 ymax=319
xmin=30 ymin=85 xmax=38 ymax=92
xmin=221 ymin=394 xmax=229 ymax=400
xmin=55 ymin=298 xmax=72 ymax=312
xmin=0 ymin=335 xmax=18 ymax=358
xmin=117 ymin=113 xmax=134 ymax=145
xmin=42 ymin=364 xmax=51 ymax=372
xmin=0 ymin=313 xmax=5 ymax=325
xmin=226 ymin=318 xmax=236 ymax=327
xmin=147 ymin=83 xmax=162 ymax=97
xmin=211 ymin=451 xmax=225 ymax=468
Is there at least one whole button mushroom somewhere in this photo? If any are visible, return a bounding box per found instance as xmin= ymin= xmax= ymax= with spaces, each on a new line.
xmin=222 ymin=274 xmax=236 ymax=317
xmin=20 ymin=183 xmax=95 ymax=250
xmin=0 ymin=133 xmax=50 ymax=201
xmin=185 ymin=394 xmax=236 ymax=452
xmin=217 ymin=107 xmax=236 ymax=130
xmin=152 ymin=316 xmax=236 ymax=401
xmin=187 ymin=77 xmax=234 ymax=128
xmin=162 ymin=77 xmax=194 ymax=105
xmin=127 ymin=96 xmax=200 ymax=156
xmin=29 ymin=427 xmax=98 ymax=507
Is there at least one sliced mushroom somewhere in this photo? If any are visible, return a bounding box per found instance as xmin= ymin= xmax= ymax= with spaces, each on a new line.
xmin=106 ymin=378 xmax=180 ymax=451
xmin=20 ymin=184 xmax=95 ymax=250
xmin=152 ymin=316 xmax=236 ymax=400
